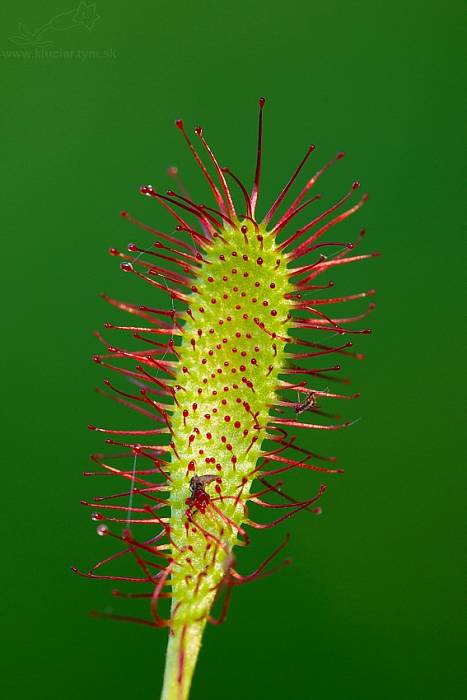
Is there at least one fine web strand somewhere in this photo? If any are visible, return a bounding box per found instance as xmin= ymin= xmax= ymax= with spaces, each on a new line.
xmin=126 ymin=450 xmax=138 ymax=530
xmin=124 ymin=243 xmax=177 ymax=532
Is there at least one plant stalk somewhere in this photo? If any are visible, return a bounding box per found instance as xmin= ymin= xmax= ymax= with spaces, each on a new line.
xmin=160 ymin=617 xmax=207 ymax=700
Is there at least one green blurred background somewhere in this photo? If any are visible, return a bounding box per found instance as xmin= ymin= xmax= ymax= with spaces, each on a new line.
xmin=1 ymin=1 xmax=465 ymax=698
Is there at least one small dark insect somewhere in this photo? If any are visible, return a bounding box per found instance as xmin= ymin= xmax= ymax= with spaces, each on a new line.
xmin=185 ymin=474 xmax=218 ymax=515
xmin=294 ymin=392 xmax=317 ymax=414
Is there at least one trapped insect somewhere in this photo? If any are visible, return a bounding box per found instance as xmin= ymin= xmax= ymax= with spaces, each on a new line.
xmin=185 ymin=474 xmax=218 ymax=515
xmin=295 ymin=392 xmax=318 ymax=414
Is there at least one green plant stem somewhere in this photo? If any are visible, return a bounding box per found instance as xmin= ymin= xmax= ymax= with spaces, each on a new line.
xmin=160 ymin=617 xmax=207 ymax=700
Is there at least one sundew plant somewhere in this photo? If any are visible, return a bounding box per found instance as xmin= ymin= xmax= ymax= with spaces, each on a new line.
xmin=76 ymin=99 xmax=377 ymax=700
